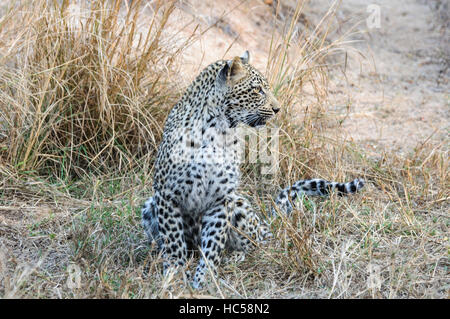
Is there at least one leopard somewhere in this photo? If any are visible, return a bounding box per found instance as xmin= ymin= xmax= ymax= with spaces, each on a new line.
xmin=141 ymin=51 xmax=365 ymax=289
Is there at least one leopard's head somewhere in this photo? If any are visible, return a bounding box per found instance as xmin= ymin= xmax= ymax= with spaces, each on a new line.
xmin=216 ymin=51 xmax=280 ymax=128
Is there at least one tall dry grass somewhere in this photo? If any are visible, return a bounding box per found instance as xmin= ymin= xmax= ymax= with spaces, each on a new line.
xmin=0 ymin=0 xmax=189 ymax=180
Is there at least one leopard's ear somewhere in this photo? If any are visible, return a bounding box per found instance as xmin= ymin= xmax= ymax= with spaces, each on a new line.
xmin=240 ymin=50 xmax=250 ymax=64
xmin=217 ymin=61 xmax=230 ymax=87
xmin=229 ymin=56 xmax=247 ymax=84
xmin=217 ymin=56 xmax=247 ymax=87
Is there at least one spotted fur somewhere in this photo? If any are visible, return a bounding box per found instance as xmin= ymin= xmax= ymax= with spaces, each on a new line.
xmin=272 ymin=178 xmax=365 ymax=215
xmin=141 ymin=51 xmax=364 ymax=288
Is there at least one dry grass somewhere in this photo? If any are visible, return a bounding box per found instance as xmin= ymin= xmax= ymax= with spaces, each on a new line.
xmin=0 ymin=0 xmax=187 ymax=178
xmin=0 ymin=0 xmax=448 ymax=299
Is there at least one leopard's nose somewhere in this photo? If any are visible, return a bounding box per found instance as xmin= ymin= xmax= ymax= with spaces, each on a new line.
xmin=272 ymin=107 xmax=280 ymax=114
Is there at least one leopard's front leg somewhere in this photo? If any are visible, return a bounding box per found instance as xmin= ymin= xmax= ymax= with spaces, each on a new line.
xmin=154 ymin=193 xmax=188 ymax=274
xmin=192 ymin=201 xmax=232 ymax=289
xmin=226 ymin=193 xmax=272 ymax=252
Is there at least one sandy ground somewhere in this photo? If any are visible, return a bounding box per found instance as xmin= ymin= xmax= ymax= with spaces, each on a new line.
xmin=312 ymin=0 xmax=449 ymax=153
xmin=172 ymin=0 xmax=449 ymax=153
xmin=167 ymin=0 xmax=279 ymax=80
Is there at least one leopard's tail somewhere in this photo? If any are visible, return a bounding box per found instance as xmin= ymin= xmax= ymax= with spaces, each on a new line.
xmin=272 ymin=178 xmax=365 ymax=215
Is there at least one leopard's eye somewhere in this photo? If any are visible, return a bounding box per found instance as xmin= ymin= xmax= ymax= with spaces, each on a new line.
xmin=254 ymin=87 xmax=265 ymax=95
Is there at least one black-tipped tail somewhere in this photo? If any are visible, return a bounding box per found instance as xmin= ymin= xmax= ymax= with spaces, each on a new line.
xmin=272 ymin=177 xmax=365 ymax=215
xmin=331 ymin=178 xmax=365 ymax=196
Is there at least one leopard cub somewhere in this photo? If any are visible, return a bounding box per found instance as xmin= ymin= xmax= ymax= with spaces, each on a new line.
xmin=142 ymin=51 xmax=364 ymax=288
